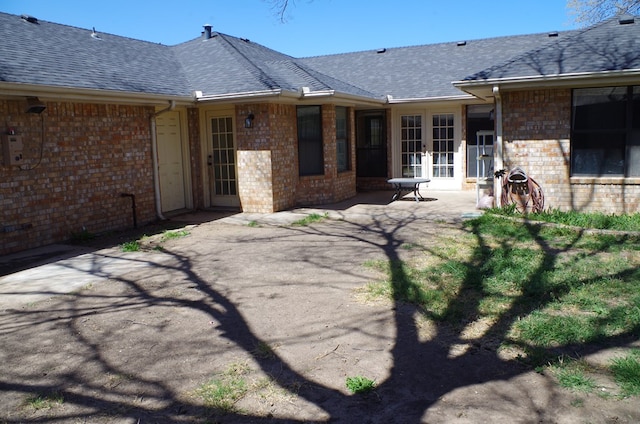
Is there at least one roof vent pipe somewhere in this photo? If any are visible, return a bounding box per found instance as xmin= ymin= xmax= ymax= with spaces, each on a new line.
xmin=203 ymin=24 xmax=212 ymax=39
xmin=619 ymin=14 xmax=635 ymax=25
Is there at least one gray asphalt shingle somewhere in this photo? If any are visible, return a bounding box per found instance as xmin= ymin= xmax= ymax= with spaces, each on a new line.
xmin=2 ymin=11 xmax=638 ymax=102
xmin=462 ymin=15 xmax=640 ymax=82
xmin=0 ymin=12 xmax=191 ymax=97
xmin=298 ymin=32 xmax=579 ymax=100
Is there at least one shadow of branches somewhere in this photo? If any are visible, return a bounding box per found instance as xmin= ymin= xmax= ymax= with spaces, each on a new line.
xmin=0 ymin=205 xmax=638 ymax=423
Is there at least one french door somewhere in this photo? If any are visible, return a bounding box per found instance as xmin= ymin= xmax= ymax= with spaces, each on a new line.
xmin=208 ymin=114 xmax=240 ymax=207
xmin=399 ymin=112 xmax=460 ymax=189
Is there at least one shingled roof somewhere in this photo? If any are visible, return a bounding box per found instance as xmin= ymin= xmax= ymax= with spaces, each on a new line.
xmin=0 ymin=12 xmax=191 ymax=98
xmin=171 ymin=31 xmax=378 ymax=100
xmin=298 ymin=31 xmax=578 ymax=101
xmin=1 ymin=10 xmax=637 ymax=104
xmin=456 ymin=14 xmax=640 ymax=89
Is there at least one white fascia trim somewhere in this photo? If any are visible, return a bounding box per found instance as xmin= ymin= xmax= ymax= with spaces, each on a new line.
xmin=386 ymin=94 xmax=475 ymax=104
xmin=452 ymin=68 xmax=640 ymax=90
xmin=299 ymin=88 xmax=335 ymax=98
xmin=194 ymin=89 xmax=286 ymax=102
xmin=0 ymin=82 xmax=193 ymax=106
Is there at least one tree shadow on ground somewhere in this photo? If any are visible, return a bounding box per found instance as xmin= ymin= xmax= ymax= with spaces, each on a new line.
xmin=0 ymin=210 xmax=638 ymax=423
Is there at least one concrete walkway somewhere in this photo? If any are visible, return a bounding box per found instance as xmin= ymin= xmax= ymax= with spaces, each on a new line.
xmin=0 ymin=190 xmax=479 ymax=310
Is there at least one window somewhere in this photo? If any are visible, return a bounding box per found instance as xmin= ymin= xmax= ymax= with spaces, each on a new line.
xmin=572 ymin=86 xmax=640 ymax=176
xmin=336 ymin=106 xmax=350 ymax=172
xmin=297 ymin=106 xmax=323 ymax=176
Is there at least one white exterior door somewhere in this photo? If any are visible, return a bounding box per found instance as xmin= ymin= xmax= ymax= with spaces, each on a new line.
xmin=207 ymin=113 xmax=240 ymax=208
xmin=156 ymin=111 xmax=188 ymax=212
xmin=398 ymin=111 xmax=462 ymax=190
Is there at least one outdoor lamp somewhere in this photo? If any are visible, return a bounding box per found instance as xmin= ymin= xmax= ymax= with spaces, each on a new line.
xmin=244 ymin=113 xmax=255 ymax=128
xmin=25 ymin=97 xmax=46 ymax=114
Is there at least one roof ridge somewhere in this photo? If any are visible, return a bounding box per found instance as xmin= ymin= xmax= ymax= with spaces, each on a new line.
xmin=299 ymin=29 xmax=580 ymax=60
xmin=215 ymin=32 xmax=282 ymax=90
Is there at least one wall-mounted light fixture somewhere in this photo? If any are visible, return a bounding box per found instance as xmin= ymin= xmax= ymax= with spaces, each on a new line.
xmin=25 ymin=97 xmax=46 ymax=114
xmin=244 ymin=113 xmax=255 ymax=129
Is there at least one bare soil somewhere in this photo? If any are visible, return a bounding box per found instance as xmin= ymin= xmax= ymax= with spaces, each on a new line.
xmin=1 ymin=205 xmax=639 ymax=423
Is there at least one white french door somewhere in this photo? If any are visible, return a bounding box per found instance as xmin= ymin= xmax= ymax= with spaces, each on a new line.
xmin=400 ymin=114 xmax=423 ymax=178
xmin=207 ymin=114 xmax=240 ymax=208
xmin=399 ymin=111 xmax=461 ymax=190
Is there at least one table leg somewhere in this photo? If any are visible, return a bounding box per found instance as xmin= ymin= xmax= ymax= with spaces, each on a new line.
xmin=391 ymin=184 xmax=401 ymax=201
xmin=413 ymin=184 xmax=425 ymax=202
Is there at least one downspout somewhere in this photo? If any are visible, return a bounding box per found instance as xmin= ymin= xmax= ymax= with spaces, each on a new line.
xmin=151 ymin=100 xmax=176 ymax=220
xmin=493 ymin=86 xmax=504 ymax=206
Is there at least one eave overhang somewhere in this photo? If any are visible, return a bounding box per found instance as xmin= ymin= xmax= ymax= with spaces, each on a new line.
xmin=453 ymin=69 xmax=640 ymax=99
xmin=0 ymin=82 xmax=194 ymax=106
xmin=385 ymin=94 xmax=476 ymax=104
xmin=194 ymin=87 xmax=385 ymax=107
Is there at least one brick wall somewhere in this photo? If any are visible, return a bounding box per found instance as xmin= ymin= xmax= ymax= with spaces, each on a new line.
xmin=0 ymin=99 xmax=157 ymax=255
xmin=235 ymin=103 xmax=356 ymax=213
xmin=501 ymin=88 xmax=640 ymax=214
xmin=263 ymin=103 xmax=297 ymax=212
xmin=296 ymin=105 xmax=357 ymax=205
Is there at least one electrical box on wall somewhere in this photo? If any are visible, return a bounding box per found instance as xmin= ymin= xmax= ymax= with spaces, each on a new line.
xmin=2 ymin=134 xmax=24 ymax=165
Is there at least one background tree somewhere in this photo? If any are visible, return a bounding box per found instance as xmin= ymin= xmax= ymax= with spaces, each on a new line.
xmin=267 ymin=0 xmax=294 ymax=22
xmin=568 ymin=0 xmax=640 ymax=24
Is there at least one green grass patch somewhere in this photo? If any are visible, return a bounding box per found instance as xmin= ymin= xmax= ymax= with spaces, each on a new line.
xmin=196 ymin=362 xmax=250 ymax=413
xmin=363 ymin=208 xmax=640 ymax=396
xmin=346 ymin=376 xmax=376 ymax=394
xmin=24 ymin=391 xmax=64 ymax=410
xmin=161 ymin=229 xmax=190 ymax=240
xmin=292 ymin=212 xmax=329 ymax=226
xmin=487 ymin=207 xmax=640 ymax=232
xmin=555 ymin=368 xmax=597 ymax=392
xmin=120 ymin=240 xmax=140 ymax=252
xmin=610 ymin=349 xmax=640 ymax=397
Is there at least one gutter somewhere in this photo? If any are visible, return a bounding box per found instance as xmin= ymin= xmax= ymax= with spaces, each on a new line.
xmin=193 ymin=89 xmax=286 ymax=103
xmin=386 ymin=94 xmax=475 ymax=104
xmin=150 ymin=100 xmax=176 ymax=221
xmin=0 ymin=82 xmax=192 ymax=106
xmin=452 ymin=68 xmax=640 ymax=94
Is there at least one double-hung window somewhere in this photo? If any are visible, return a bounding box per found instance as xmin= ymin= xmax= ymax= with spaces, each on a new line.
xmin=336 ymin=106 xmax=350 ymax=172
xmin=572 ymin=86 xmax=640 ymax=176
xmin=297 ymin=106 xmax=324 ymax=176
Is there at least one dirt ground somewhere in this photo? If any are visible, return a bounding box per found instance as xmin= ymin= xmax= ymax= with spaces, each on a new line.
xmin=1 ymin=195 xmax=639 ymax=423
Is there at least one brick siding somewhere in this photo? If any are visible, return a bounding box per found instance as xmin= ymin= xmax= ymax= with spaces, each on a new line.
xmin=0 ymin=99 xmax=157 ymax=255
xmin=235 ymin=103 xmax=356 ymax=213
xmin=502 ymin=88 xmax=640 ymax=214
